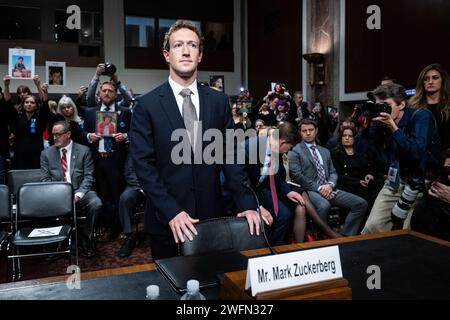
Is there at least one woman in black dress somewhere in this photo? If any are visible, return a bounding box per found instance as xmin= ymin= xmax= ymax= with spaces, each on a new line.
xmin=331 ymin=127 xmax=384 ymax=213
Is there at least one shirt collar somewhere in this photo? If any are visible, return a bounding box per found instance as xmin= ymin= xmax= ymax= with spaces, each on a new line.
xmin=168 ymin=77 xmax=198 ymax=98
xmin=305 ymin=142 xmax=317 ymax=149
xmin=101 ymin=103 xmax=115 ymax=112
xmin=61 ymin=140 xmax=73 ymax=154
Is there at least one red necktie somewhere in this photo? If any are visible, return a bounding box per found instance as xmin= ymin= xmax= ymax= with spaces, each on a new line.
xmin=269 ymin=156 xmax=279 ymax=216
xmin=61 ymin=148 xmax=68 ymax=181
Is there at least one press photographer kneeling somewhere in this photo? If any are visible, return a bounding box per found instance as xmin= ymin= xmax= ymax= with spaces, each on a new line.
xmin=360 ymin=83 xmax=440 ymax=234
xmin=411 ymin=149 xmax=450 ymax=241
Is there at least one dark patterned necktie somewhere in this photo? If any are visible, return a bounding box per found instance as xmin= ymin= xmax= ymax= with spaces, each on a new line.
xmin=310 ymin=145 xmax=327 ymax=185
xmin=61 ymin=148 xmax=68 ymax=181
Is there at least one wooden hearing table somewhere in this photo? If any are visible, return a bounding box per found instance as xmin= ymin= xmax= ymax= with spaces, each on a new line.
xmin=0 ymin=230 xmax=449 ymax=300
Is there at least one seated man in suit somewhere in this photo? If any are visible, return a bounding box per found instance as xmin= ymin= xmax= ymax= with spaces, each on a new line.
xmin=40 ymin=121 xmax=102 ymax=257
xmin=245 ymin=122 xmax=304 ymax=245
xmin=288 ymin=119 xmax=368 ymax=236
xmin=246 ymin=122 xmax=342 ymax=244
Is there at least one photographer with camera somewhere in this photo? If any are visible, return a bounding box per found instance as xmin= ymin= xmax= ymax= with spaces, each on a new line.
xmin=87 ymin=63 xmax=133 ymax=109
xmin=361 ymin=83 xmax=439 ymax=234
xmin=411 ymin=149 xmax=450 ymax=241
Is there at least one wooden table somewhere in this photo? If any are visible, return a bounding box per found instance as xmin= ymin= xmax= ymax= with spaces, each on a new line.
xmin=0 ymin=230 xmax=449 ymax=300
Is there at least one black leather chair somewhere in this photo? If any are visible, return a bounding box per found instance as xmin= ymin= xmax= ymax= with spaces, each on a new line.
xmin=180 ymin=217 xmax=269 ymax=256
xmin=7 ymin=169 xmax=41 ymax=211
xmin=0 ymin=185 xmax=10 ymax=251
xmin=8 ymin=182 xmax=78 ymax=280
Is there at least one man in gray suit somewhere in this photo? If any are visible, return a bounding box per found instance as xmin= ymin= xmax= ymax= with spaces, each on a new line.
xmin=288 ymin=119 xmax=367 ymax=236
xmin=40 ymin=121 xmax=102 ymax=257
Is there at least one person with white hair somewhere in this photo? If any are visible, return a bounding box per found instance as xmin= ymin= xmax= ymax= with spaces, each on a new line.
xmin=48 ymin=95 xmax=87 ymax=145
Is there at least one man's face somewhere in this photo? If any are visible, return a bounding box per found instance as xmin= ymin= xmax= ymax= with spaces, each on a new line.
xmin=104 ymin=116 xmax=111 ymax=124
xmin=163 ymin=28 xmax=203 ymax=80
xmin=424 ymin=69 xmax=442 ymax=95
xmin=61 ymin=104 xmax=74 ymax=118
xmin=294 ymin=94 xmax=303 ymax=105
xmin=300 ymin=124 xmax=317 ymax=144
xmin=51 ymin=72 xmax=62 ymax=85
xmin=100 ymin=83 xmax=117 ymax=106
xmin=375 ymin=97 xmax=404 ymax=121
xmin=52 ymin=124 xmax=71 ymax=148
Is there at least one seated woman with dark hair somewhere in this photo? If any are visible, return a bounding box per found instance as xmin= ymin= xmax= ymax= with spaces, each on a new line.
xmin=331 ymin=127 xmax=384 ymax=213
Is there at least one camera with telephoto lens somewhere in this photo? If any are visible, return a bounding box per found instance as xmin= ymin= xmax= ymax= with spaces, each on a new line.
xmin=361 ymin=102 xmax=392 ymax=118
xmin=391 ymin=178 xmax=424 ymax=230
xmin=362 ymin=91 xmax=392 ymax=118
xmin=101 ymin=62 xmax=117 ymax=77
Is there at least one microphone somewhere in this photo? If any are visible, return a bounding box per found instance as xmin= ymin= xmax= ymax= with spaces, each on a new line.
xmin=242 ymin=180 xmax=278 ymax=255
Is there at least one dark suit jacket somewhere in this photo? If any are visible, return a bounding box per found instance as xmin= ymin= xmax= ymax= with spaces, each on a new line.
xmin=288 ymin=142 xmax=338 ymax=193
xmin=130 ymin=81 xmax=254 ymax=236
xmin=83 ymin=104 xmax=131 ymax=164
xmin=245 ymin=136 xmax=290 ymax=197
xmin=40 ymin=142 xmax=95 ymax=195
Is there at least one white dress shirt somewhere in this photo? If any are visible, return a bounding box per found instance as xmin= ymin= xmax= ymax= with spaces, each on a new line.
xmin=60 ymin=140 xmax=73 ymax=184
xmin=168 ymin=77 xmax=200 ymax=119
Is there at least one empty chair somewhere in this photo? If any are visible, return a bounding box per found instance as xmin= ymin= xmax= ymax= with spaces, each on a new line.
xmin=0 ymin=185 xmax=10 ymax=250
xmin=180 ymin=217 xmax=268 ymax=256
xmin=8 ymin=182 xmax=78 ymax=280
xmin=7 ymin=169 xmax=41 ymax=210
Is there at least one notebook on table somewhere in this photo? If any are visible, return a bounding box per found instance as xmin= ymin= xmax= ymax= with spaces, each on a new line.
xmin=155 ymin=250 xmax=249 ymax=293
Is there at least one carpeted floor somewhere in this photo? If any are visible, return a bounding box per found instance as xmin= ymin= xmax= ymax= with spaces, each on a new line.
xmin=0 ymin=233 xmax=153 ymax=284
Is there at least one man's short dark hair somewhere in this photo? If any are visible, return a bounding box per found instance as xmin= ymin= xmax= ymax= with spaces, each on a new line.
xmin=100 ymin=81 xmax=117 ymax=92
xmin=278 ymin=122 xmax=300 ymax=146
xmin=163 ymin=20 xmax=204 ymax=53
xmin=373 ymin=83 xmax=408 ymax=106
xmin=299 ymin=118 xmax=318 ymax=130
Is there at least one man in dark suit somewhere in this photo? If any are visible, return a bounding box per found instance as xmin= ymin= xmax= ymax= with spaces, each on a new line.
xmin=245 ymin=123 xmax=304 ymax=245
xmin=288 ymin=91 xmax=310 ymax=125
xmin=84 ymin=81 xmax=131 ymax=239
xmin=288 ymin=119 xmax=368 ymax=236
xmin=40 ymin=121 xmax=102 ymax=257
xmin=246 ymin=123 xmax=342 ymax=244
xmin=130 ymin=20 xmax=262 ymax=260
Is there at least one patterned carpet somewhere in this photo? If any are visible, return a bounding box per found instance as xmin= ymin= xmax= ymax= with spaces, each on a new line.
xmin=0 ymin=233 xmax=153 ymax=284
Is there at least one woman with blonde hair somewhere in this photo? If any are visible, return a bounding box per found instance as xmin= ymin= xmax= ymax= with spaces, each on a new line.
xmin=410 ymin=63 xmax=450 ymax=150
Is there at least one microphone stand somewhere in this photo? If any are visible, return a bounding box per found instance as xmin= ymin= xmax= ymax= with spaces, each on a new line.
xmin=242 ymin=181 xmax=278 ymax=255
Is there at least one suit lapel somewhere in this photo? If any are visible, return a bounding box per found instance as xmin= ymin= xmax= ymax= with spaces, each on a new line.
xmin=70 ymin=144 xmax=77 ymax=180
xmin=159 ymin=82 xmax=185 ymax=132
xmin=301 ymin=142 xmax=316 ymax=167
xmin=198 ymin=84 xmax=212 ymax=132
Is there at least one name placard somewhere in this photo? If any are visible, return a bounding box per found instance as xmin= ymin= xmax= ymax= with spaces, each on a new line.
xmin=245 ymin=246 xmax=343 ymax=296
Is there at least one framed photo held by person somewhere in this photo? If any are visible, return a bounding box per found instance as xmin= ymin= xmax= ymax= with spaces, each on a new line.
xmin=96 ymin=112 xmax=118 ymax=137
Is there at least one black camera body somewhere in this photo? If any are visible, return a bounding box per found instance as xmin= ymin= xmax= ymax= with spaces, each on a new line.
xmin=102 ymin=62 xmax=117 ymax=77
xmin=361 ymin=101 xmax=392 ymax=118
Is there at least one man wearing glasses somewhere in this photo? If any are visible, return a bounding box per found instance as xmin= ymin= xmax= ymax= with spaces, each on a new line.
xmin=40 ymin=121 xmax=102 ymax=258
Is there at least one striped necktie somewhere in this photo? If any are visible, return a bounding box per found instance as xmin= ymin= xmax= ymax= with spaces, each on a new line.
xmin=61 ymin=148 xmax=68 ymax=181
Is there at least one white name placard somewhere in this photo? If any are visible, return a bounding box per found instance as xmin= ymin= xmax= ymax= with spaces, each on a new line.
xmin=245 ymin=246 xmax=343 ymax=296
